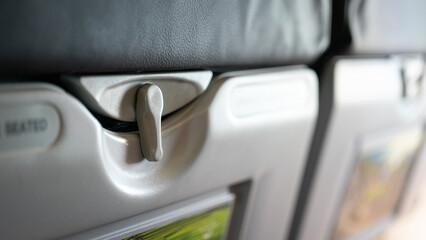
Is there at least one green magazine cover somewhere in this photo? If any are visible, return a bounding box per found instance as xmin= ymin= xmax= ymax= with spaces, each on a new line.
xmin=123 ymin=205 xmax=231 ymax=240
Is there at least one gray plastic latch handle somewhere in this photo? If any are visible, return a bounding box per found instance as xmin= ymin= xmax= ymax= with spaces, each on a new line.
xmin=136 ymin=84 xmax=164 ymax=161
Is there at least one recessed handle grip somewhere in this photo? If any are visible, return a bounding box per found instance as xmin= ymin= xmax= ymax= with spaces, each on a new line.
xmin=136 ymin=84 xmax=163 ymax=161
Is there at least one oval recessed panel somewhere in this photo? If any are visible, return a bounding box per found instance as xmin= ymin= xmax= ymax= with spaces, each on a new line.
xmin=0 ymin=104 xmax=61 ymax=155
